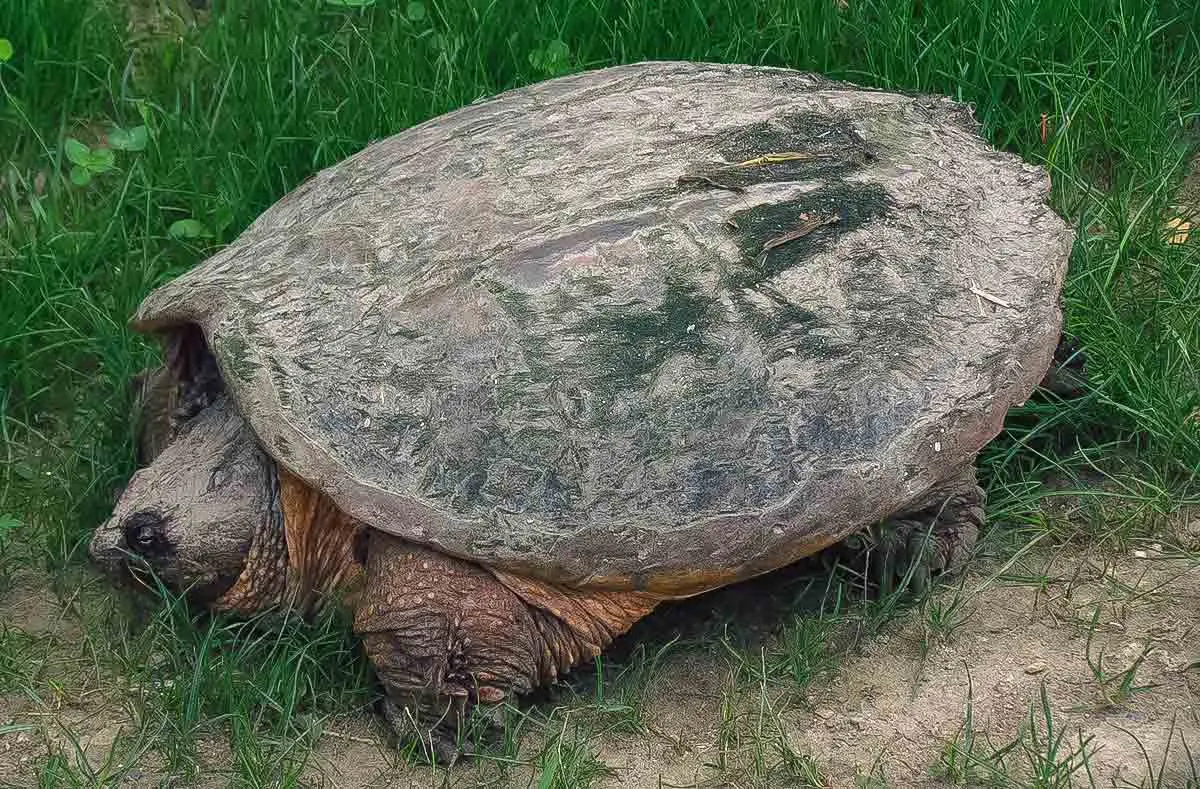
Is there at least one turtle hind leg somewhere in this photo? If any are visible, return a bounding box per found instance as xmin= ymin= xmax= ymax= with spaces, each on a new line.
xmin=1037 ymin=332 xmax=1088 ymax=398
xmin=844 ymin=465 xmax=985 ymax=597
xmin=353 ymin=532 xmax=659 ymax=763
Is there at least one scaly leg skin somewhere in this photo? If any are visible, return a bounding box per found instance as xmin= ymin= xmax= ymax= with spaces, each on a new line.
xmin=354 ymin=532 xmax=658 ymax=764
xmin=842 ymin=465 xmax=985 ymax=597
xmin=1037 ymin=332 xmax=1088 ymax=399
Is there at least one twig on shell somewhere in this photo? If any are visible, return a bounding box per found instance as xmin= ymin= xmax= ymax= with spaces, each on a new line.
xmin=969 ymin=281 xmax=1014 ymax=310
xmin=676 ymin=174 xmax=745 ymax=193
xmin=759 ymin=212 xmax=840 ymax=260
xmin=735 ymin=152 xmax=817 ymax=167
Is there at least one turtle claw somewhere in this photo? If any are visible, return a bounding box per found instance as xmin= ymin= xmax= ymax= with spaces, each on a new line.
xmin=862 ymin=519 xmax=931 ymax=597
xmin=845 ymin=469 xmax=984 ymax=598
xmin=381 ymin=695 xmax=474 ymax=766
xmin=880 ymin=520 xmax=939 ymax=597
xmin=380 ymin=694 xmax=510 ymax=765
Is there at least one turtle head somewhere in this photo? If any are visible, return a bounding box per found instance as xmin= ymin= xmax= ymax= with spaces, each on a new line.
xmin=90 ymin=395 xmax=279 ymax=609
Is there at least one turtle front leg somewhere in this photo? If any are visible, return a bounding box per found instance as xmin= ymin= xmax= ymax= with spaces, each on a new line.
xmin=353 ymin=532 xmax=658 ymax=764
xmin=843 ymin=465 xmax=985 ymax=596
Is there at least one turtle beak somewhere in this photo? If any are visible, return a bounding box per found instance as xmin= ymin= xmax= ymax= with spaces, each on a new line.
xmin=88 ymin=514 xmax=131 ymax=577
xmin=90 ymin=504 xmax=175 ymax=581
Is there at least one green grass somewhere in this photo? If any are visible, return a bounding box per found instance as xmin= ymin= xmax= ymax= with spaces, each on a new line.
xmin=2 ymin=0 xmax=1200 ymax=785
xmin=532 ymin=717 xmax=613 ymax=789
xmin=936 ymin=679 xmax=1099 ymax=788
xmin=109 ymin=597 xmax=371 ymax=779
xmin=709 ymin=663 xmax=828 ymax=788
xmin=562 ymin=640 xmax=681 ymax=737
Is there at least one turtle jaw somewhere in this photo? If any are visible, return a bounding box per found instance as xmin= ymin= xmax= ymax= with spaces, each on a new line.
xmin=87 ymin=515 xmax=139 ymax=584
xmin=90 ymin=396 xmax=275 ymax=609
xmin=88 ymin=509 xmax=246 ymax=606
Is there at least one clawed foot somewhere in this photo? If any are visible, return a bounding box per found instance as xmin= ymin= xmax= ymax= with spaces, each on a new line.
xmin=380 ymin=695 xmax=483 ymax=766
xmin=839 ymin=469 xmax=984 ymax=597
xmin=1037 ymin=332 xmax=1088 ymax=398
xmin=356 ymin=533 xmax=658 ymax=766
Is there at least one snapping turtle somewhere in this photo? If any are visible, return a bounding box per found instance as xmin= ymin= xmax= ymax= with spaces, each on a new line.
xmin=90 ymin=61 xmax=1074 ymax=760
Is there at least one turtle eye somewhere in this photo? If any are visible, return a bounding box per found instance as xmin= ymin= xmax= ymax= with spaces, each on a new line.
xmin=123 ymin=511 xmax=171 ymax=557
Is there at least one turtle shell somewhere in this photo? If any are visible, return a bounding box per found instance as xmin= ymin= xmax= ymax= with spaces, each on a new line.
xmin=134 ymin=61 xmax=1073 ymax=596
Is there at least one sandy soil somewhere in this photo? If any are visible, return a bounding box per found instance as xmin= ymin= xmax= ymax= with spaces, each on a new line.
xmin=2 ymin=521 xmax=1198 ymax=788
xmin=796 ymin=546 xmax=1200 ymax=787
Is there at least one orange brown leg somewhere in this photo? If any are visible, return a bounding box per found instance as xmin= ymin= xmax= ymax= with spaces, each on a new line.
xmin=353 ymin=532 xmax=659 ymax=763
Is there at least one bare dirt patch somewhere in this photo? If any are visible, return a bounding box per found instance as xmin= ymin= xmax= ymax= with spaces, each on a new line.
xmin=795 ymin=546 xmax=1200 ymax=787
xmin=1 ymin=543 xmax=1197 ymax=787
xmin=288 ymin=543 xmax=1200 ymax=788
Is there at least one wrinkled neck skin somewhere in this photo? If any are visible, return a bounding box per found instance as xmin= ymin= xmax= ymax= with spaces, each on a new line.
xmin=216 ymin=461 xmax=366 ymax=619
xmin=209 ymin=460 xmax=288 ymax=615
